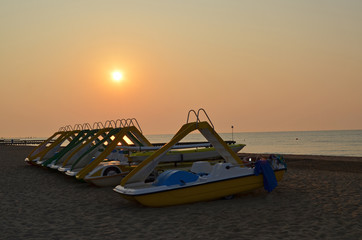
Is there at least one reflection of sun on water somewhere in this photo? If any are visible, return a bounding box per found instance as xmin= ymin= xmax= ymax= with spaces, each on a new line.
xmin=112 ymin=71 xmax=123 ymax=82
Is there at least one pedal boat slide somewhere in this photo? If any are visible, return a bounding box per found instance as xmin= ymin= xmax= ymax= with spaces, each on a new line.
xmin=114 ymin=116 xmax=286 ymax=207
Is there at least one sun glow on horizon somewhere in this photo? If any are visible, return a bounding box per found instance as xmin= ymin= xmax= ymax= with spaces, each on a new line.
xmin=111 ymin=71 xmax=123 ymax=82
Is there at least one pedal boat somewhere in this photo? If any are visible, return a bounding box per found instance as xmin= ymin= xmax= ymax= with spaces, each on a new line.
xmin=40 ymin=129 xmax=99 ymax=167
xmin=128 ymin=142 xmax=244 ymax=163
xmin=52 ymin=127 xmax=122 ymax=172
xmin=62 ymin=127 xmax=229 ymax=180
xmin=63 ymin=126 xmax=149 ymax=178
xmin=84 ymin=142 xmax=245 ymax=187
xmin=114 ymin=117 xmax=286 ymax=207
xmin=25 ymin=126 xmax=81 ymax=166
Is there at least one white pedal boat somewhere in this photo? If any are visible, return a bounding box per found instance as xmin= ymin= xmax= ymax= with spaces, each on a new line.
xmin=83 ymin=143 xmax=244 ymax=187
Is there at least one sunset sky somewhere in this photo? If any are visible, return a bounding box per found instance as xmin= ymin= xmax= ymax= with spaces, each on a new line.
xmin=1 ymin=0 xmax=361 ymax=138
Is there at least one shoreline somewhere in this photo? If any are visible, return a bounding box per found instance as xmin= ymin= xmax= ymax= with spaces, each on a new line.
xmin=3 ymin=145 xmax=362 ymax=161
xmin=238 ymin=153 xmax=362 ymax=173
xmin=239 ymin=152 xmax=362 ymax=162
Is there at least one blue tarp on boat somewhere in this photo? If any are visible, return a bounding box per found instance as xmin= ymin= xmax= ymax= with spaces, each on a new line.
xmin=254 ymin=160 xmax=278 ymax=192
xmin=153 ymin=170 xmax=199 ymax=186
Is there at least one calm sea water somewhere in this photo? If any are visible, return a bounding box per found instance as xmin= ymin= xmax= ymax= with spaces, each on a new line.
xmin=146 ymin=129 xmax=362 ymax=157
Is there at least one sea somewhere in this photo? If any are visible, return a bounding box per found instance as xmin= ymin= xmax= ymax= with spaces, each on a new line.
xmin=145 ymin=129 xmax=362 ymax=157
xmin=8 ymin=129 xmax=361 ymax=158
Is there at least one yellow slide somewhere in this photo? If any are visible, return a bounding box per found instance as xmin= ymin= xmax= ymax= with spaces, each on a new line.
xmin=121 ymin=121 xmax=243 ymax=186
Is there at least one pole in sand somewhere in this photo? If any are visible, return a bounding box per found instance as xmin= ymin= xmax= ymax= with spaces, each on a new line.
xmin=231 ymin=125 xmax=234 ymax=141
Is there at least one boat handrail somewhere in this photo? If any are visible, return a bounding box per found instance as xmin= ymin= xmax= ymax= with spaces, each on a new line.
xmin=104 ymin=120 xmax=111 ymax=128
xmin=115 ymin=119 xmax=124 ymax=128
xmin=111 ymin=119 xmax=117 ymax=128
xmin=186 ymin=108 xmax=214 ymax=129
xmin=114 ymin=118 xmax=143 ymax=133
xmin=186 ymin=109 xmax=197 ymax=123
xmin=123 ymin=119 xmax=132 ymax=127
xmin=118 ymin=119 xmax=128 ymax=128
xmin=197 ymin=108 xmax=214 ymax=129
xmin=73 ymin=123 xmax=83 ymax=130
xmin=129 ymin=118 xmax=143 ymax=133
xmin=104 ymin=119 xmax=117 ymax=128
xmin=53 ymin=117 xmax=143 ymax=135
xmin=58 ymin=126 xmax=67 ymax=132
xmin=64 ymin=125 xmax=73 ymax=131
xmin=92 ymin=121 xmax=104 ymax=130
xmin=82 ymin=123 xmax=92 ymax=130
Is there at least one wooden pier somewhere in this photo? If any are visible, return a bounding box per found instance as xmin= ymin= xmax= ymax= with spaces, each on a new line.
xmin=0 ymin=139 xmax=47 ymax=146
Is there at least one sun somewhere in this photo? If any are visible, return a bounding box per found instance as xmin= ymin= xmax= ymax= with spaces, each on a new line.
xmin=112 ymin=71 xmax=123 ymax=82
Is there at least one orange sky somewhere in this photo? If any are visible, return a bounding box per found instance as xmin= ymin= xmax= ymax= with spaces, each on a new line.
xmin=1 ymin=1 xmax=362 ymax=138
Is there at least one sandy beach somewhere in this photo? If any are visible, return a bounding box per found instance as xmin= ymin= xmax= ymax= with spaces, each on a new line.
xmin=1 ymin=146 xmax=361 ymax=240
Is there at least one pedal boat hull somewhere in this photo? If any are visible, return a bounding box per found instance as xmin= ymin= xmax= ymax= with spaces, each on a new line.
xmin=114 ymin=168 xmax=286 ymax=207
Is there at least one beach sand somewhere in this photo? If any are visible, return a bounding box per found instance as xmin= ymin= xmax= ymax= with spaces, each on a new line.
xmin=1 ymin=146 xmax=361 ymax=240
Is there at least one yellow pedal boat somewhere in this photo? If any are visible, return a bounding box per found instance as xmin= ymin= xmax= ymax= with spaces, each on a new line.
xmin=113 ymin=109 xmax=287 ymax=207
